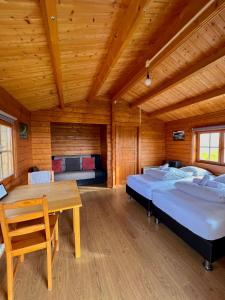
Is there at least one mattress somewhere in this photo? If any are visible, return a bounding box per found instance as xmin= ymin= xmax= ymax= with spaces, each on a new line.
xmin=127 ymin=174 xmax=193 ymax=201
xmin=152 ymin=188 xmax=225 ymax=240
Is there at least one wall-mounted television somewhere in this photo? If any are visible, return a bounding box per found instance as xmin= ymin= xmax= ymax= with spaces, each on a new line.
xmin=173 ymin=130 xmax=185 ymax=141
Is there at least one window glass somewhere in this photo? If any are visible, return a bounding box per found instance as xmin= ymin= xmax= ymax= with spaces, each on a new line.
xmin=0 ymin=124 xmax=14 ymax=180
xmin=209 ymin=147 xmax=219 ymax=162
xmin=199 ymin=132 xmax=220 ymax=163
xmin=200 ymin=147 xmax=209 ymax=161
xmin=200 ymin=133 xmax=209 ymax=147
xmin=210 ymin=133 xmax=220 ymax=148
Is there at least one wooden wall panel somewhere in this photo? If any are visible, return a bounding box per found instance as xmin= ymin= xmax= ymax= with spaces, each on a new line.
xmin=106 ymin=125 xmax=112 ymax=187
xmin=0 ymin=88 xmax=32 ymax=189
xmin=51 ymin=123 xmax=101 ymax=156
xmin=31 ymin=101 xmax=166 ymax=188
xmin=140 ymin=114 xmax=166 ymax=169
xmin=165 ymin=110 xmax=225 ymax=174
xmin=100 ymin=126 xmax=107 ymax=171
xmin=111 ymin=102 xmax=166 ymax=185
xmin=31 ymin=120 xmax=52 ymax=170
xmin=31 ymin=101 xmax=113 ymax=187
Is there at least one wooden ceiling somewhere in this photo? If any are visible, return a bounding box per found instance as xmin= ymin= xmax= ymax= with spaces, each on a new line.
xmin=0 ymin=0 xmax=225 ymax=121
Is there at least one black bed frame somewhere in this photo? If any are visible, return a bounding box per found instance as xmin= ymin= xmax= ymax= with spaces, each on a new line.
xmin=126 ymin=184 xmax=152 ymax=216
xmin=126 ymin=184 xmax=225 ymax=270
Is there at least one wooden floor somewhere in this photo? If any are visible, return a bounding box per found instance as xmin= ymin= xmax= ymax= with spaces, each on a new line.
xmin=1 ymin=186 xmax=225 ymax=300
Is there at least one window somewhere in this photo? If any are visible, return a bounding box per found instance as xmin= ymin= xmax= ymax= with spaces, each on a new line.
xmin=196 ymin=130 xmax=225 ymax=165
xmin=0 ymin=124 xmax=14 ymax=180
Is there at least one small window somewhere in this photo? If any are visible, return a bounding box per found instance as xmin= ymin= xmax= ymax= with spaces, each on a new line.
xmin=0 ymin=124 xmax=14 ymax=181
xmin=196 ymin=130 xmax=225 ymax=165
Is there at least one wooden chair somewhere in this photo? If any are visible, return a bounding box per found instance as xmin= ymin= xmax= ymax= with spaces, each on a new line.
xmin=0 ymin=196 xmax=59 ymax=300
xmin=28 ymin=171 xmax=54 ymax=185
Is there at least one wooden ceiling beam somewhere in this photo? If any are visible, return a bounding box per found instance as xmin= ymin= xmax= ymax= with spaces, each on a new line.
xmin=131 ymin=46 xmax=225 ymax=107
xmin=112 ymin=0 xmax=225 ymax=103
xmin=87 ymin=0 xmax=150 ymax=102
xmin=148 ymin=87 xmax=225 ymax=118
xmin=40 ymin=0 xmax=64 ymax=109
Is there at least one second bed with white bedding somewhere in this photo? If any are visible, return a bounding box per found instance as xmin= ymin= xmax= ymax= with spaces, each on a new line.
xmin=127 ymin=174 xmax=194 ymax=200
xmin=152 ymin=188 xmax=225 ymax=240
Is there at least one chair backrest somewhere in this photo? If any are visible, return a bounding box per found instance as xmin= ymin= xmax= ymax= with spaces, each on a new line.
xmin=0 ymin=196 xmax=50 ymax=253
xmin=28 ymin=171 xmax=54 ymax=185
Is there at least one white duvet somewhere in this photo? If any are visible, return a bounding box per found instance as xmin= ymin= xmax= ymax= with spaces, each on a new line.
xmin=152 ymin=188 xmax=225 ymax=240
xmin=127 ymin=174 xmax=194 ymax=200
xmin=175 ymin=181 xmax=225 ymax=203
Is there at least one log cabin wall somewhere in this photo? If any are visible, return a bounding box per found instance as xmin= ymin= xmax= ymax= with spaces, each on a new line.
xmin=100 ymin=126 xmax=108 ymax=172
xmin=31 ymin=101 xmax=166 ymax=187
xmin=51 ymin=123 xmax=102 ymax=156
xmin=31 ymin=100 xmax=112 ymax=186
xmin=165 ymin=110 xmax=225 ymax=175
xmin=112 ymin=102 xmax=165 ymax=185
xmin=0 ymin=88 xmax=32 ymax=189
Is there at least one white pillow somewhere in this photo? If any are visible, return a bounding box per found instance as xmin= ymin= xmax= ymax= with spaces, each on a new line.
xmin=214 ymin=174 xmax=225 ymax=184
xmin=180 ymin=166 xmax=212 ymax=177
xmin=159 ymin=163 xmax=169 ymax=170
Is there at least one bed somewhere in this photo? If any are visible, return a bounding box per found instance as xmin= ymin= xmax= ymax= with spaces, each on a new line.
xmin=126 ymin=174 xmax=194 ymax=216
xmin=152 ymin=188 xmax=225 ymax=270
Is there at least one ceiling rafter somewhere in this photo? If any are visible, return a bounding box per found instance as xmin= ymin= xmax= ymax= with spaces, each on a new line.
xmin=112 ymin=0 xmax=225 ymax=103
xmin=87 ymin=0 xmax=150 ymax=102
xmin=131 ymin=46 xmax=225 ymax=108
xmin=40 ymin=0 xmax=64 ymax=109
xmin=148 ymin=87 xmax=225 ymax=118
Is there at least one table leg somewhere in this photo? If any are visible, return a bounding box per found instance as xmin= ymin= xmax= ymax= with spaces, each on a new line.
xmin=73 ymin=207 xmax=80 ymax=258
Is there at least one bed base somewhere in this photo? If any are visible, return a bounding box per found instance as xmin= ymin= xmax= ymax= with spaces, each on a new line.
xmin=153 ymin=205 xmax=225 ymax=270
xmin=126 ymin=185 xmax=152 ymax=216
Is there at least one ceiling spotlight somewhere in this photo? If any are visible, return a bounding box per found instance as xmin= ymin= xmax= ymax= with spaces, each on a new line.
xmin=145 ymin=73 xmax=152 ymax=87
xmin=145 ymin=59 xmax=152 ymax=87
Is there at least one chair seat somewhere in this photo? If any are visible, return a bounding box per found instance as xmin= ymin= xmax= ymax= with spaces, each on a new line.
xmin=11 ymin=215 xmax=58 ymax=252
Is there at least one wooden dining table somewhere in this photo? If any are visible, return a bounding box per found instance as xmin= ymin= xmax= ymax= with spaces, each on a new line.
xmin=0 ymin=180 xmax=82 ymax=258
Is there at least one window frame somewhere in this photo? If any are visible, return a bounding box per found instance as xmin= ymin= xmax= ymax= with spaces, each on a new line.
xmin=0 ymin=119 xmax=15 ymax=183
xmin=196 ymin=129 xmax=225 ymax=166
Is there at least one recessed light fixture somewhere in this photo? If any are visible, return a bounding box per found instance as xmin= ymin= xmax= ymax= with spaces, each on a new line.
xmin=145 ymin=59 xmax=152 ymax=87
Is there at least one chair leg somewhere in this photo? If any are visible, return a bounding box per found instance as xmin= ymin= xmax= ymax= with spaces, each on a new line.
xmin=6 ymin=253 xmax=13 ymax=300
xmin=46 ymin=242 xmax=52 ymax=291
xmin=55 ymin=219 xmax=59 ymax=252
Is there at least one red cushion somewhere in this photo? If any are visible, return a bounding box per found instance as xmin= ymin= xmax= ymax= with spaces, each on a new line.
xmin=52 ymin=159 xmax=62 ymax=173
xmin=82 ymin=157 xmax=95 ymax=170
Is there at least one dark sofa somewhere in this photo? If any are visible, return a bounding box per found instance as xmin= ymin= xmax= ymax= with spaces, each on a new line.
xmin=52 ymin=154 xmax=106 ymax=186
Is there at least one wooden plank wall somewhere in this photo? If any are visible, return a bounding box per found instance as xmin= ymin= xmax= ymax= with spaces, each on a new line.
xmin=0 ymin=88 xmax=31 ymax=189
xmin=141 ymin=113 xmax=166 ymax=169
xmin=31 ymin=120 xmax=52 ymax=171
xmin=31 ymin=100 xmax=113 ymax=186
xmin=31 ymin=100 xmax=166 ymax=187
xmin=112 ymin=102 xmax=165 ymax=185
xmin=51 ymin=123 xmax=102 ymax=156
xmin=166 ymin=110 xmax=225 ymax=174
xmin=100 ymin=126 xmax=107 ymax=171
